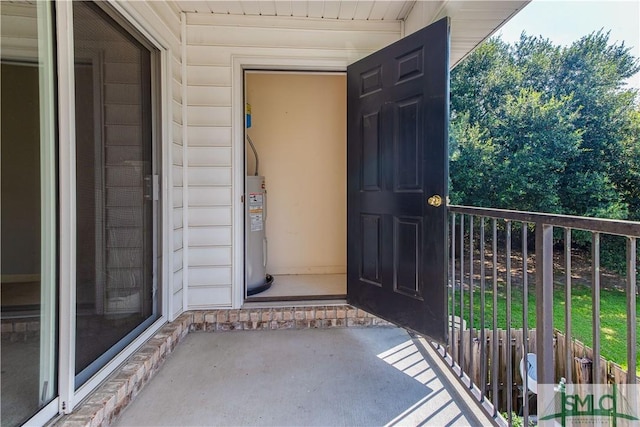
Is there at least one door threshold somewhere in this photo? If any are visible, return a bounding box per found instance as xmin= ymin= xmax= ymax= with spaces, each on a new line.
xmin=245 ymin=294 xmax=345 ymax=303
xmin=243 ymin=297 xmax=347 ymax=309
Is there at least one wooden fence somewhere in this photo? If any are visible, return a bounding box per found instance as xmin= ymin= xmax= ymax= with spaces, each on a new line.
xmin=450 ymin=328 xmax=635 ymax=413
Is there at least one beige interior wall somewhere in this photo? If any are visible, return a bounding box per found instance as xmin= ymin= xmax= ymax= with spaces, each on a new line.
xmin=245 ymin=72 xmax=346 ymax=275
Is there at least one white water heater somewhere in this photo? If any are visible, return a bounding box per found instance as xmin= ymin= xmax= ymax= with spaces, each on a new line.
xmin=246 ymin=175 xmax=271 ymax=295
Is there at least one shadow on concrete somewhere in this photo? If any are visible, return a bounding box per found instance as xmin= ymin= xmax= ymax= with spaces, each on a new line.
xmin=115 ymin=327 xmax=488 ymax=426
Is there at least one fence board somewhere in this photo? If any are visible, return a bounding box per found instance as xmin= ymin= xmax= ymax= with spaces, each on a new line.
xmin=447 ymin=327 xmax=633 ymax=414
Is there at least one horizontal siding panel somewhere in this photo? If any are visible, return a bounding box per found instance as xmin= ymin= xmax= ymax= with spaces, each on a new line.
xmin=187 ymin=286 xmax=232 ymax=307
xmin=172 ymin=56 xmax=182 ymax=82
xmin=186 ymin=45 xmax=232 ymax=66
xmin=189 ymin=266 xmax=232 ymax=286
xmin=187 ymin=167 xmax=231 ymax=186
xmin=172 ymin=288 xmax=184 ymax=317
xmin=173 ymin=207 xmax=184 ymax=230
xmin=174 ymin=229 xmax=183 ymax=251
xmin=187 ymin=86 xmax=232 ymax=106
xmin=173 ymin=248 xmax=184 ymax=272
xmin=172 ymin=165 xmax=183 ymax=187
xmin=187 ymin=26 xmax=396 ymax=51
xmin=187 ymin=106 xmax=231 ymax=127
xmin=148 ymin=1 xmax=181 ymax=42
xmin=188 ymin=207 xmax=232 ymax=226
xmin=172 ymin=123 xmax=183 ymax=146
xmin=172 ymin=99 xmax=182 ymax=125
xmin=187 ymin=65 xmax=231 ymax=86
xmin=187 ymin=147 xmax=231 ymax=167
xmin=187 ymin=126 xmax=232 ymax=147
xmin=189 ymin=226 xmax=232 ymax=246
xmin=189 ymin=247 xmax=232 ymax=266
xmin=173 ymin=187 xmax=183 ymax=208
xmin=180 ymin=45 xmax=378 ymax=66
xmin=185 ymin=46 xmax=372 ymax=66
xmin=172 ymin=78 xmax=183 ymax=104
xmin=172 ymin=143 xmax=184 ymax=167
xmin=188 ymin=187 xmax=232 ymax=206
xmin=173 ymin=269 xmax=183 ymax=293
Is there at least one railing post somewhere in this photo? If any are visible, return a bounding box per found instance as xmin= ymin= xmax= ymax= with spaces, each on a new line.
xmin=536 ymin=223 xmax=555 ymax=424
xmin=627 ymin=237 xmax=637 ymax=384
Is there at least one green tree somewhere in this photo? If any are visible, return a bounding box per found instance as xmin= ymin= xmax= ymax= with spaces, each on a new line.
xmin=450 ymin=32 xmax=640 ymax=221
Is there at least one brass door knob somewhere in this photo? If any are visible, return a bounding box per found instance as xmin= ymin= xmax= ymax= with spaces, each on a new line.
xmin=427 ymin=195 xmax=443 ymax=207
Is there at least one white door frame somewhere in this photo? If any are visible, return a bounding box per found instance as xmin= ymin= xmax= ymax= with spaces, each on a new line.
xmin=230 ymin=56 xmax=348 ymax=309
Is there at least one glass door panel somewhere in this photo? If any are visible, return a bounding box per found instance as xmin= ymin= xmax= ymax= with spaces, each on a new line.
xmin=73 ymin=1 xmax=158 ymax=386
xmin=1 ymin=2 xmax=57 ymax=426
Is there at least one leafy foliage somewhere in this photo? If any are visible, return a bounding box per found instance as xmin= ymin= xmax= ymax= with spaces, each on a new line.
xmin=450 ymin=31 xmax=640 ymax=221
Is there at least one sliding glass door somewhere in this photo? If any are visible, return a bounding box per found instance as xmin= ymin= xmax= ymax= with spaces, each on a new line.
xmin=72 ymin=1 xmax=160 ymax=386
xmin=1 ymin=2 xmax=162 ymax=423
xmin=1 ymin=2 xmax=57 ymax=425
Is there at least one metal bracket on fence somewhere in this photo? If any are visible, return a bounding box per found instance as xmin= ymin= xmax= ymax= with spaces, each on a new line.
xmin=574 ymin=356 xmax=593 ymax=384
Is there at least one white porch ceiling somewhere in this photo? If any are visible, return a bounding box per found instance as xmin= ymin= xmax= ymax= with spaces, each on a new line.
xmin=170 ymin=1 xmax=530 ymax=67
xmin=172 ymin=1 xmax=417 ymax=20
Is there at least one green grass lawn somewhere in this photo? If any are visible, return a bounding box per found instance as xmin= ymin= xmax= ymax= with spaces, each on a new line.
xmin=451 ymin=281 xmax=640 ymax=373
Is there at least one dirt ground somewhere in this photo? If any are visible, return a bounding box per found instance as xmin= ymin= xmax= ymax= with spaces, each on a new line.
xmin=452 ymin=246 xmax=631 ymax=291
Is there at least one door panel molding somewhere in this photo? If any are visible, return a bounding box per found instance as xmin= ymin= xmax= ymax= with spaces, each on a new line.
xmin=347 ymin=17 xmax=450 ymax=342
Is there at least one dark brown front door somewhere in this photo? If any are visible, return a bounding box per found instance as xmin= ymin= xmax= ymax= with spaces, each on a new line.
xmin=347 ymin=17 xmax=450 ymax=342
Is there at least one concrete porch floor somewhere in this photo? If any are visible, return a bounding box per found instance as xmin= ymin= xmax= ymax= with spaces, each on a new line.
xmin=114 ymin=327 xmax=494 ymax=426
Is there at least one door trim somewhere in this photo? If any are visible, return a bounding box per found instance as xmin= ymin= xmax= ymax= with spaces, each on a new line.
xmin=231 ymin=56 xmax=348 ymax=309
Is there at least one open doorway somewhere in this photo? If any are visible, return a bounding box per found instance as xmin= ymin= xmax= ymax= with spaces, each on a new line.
xmin=244 ymin=71 xmax=346 ymax=301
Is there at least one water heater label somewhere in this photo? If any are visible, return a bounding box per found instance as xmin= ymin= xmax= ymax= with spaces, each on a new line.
xmin=248 ymin=193 xmax=263 ymax=232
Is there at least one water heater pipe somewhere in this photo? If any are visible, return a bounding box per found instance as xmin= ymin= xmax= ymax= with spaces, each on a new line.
xmin=246 ymin=134 xmax=259 ymax=176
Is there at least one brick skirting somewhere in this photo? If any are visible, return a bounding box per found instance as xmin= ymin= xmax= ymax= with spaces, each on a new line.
xmin=51 ymin=305 xmax=391 ymax=427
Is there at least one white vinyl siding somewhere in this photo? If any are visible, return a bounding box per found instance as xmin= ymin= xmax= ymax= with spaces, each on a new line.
xmin=184 ymin=13 xmax=401 ymax=308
